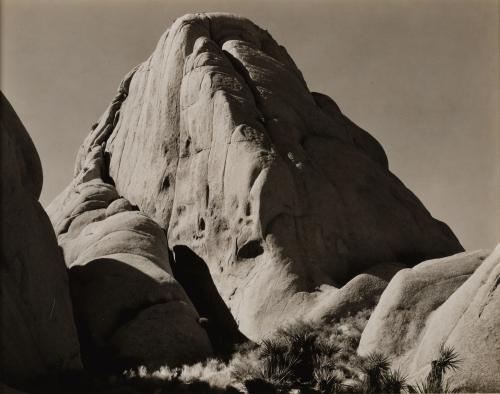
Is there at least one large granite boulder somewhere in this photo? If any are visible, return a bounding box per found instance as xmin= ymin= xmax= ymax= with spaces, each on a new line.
xmin=0 ymin=92 xmax=82 ymax=388
xmin=47 ymin=146 xmax=216 ymax=372
xmin=301 ymin=262 xmax=405 ymax=324
xmin=358 ymin=247 xmax=500 ymax=392
xmin=62 ymin=13 xmax=463 ymax=339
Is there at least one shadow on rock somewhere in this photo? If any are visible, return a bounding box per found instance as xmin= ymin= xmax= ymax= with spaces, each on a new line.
xmin=171 ymin=245 xmax=249 ymax=357
xmin=69 ymin=257 xmax=213 ymax=375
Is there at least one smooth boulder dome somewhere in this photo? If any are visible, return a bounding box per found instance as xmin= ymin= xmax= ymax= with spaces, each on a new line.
xmin=68 ymin=13 xmax=463 ymax=339
xmin=358 ymin=247 xmax=500 ymax=392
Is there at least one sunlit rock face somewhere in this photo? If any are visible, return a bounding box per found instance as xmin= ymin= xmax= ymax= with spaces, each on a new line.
xmin=0 ymin=93 xmax=82 ymax=388
xmin=67 ymin=13 xmax=462 ymax=340
xmin=358 ymin=247 xmax=500 ymax=392
xmin=47 ymin=146 xmax=215 ymax=373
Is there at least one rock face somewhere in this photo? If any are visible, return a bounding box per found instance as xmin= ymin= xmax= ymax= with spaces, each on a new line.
xmin=0 ymin=93 xmax=82 ymax=387
xmin=60 ymin=13 xmax=463 ymax=339
xmin=358 ymin=247 xmax=500 ymax=392
xmin=301 ymin=262 xmax=405 ymax=324
xmin=47 ymin=146 xmax=218 ymax=372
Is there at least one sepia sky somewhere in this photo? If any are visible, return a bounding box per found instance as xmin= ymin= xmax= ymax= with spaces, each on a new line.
xmin=1 ymin=0 xmax=498 ymax=250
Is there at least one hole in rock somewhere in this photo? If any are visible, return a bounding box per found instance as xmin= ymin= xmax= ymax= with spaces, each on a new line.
xmin=199 ymin=217 xmax=205 ymax=231
xmin=162 ymin=175 xmax=170 ymax=190
xmin=237 ymin=240 xmax=264 ymax=260
xmin=245 ymin=201 xmax=251 ymax=216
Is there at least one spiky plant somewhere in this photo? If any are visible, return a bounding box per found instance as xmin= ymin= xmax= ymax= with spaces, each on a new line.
xmin=257 ymin=342 xmax=299 ymax=388
xmin=381 ymin=368 xmax=408 ymax=393
xmin=313 ymin=366 xmax=346 ymax=393
xmin=425 ymin=344 xmax=461 ymax=393
xmin=360 ymin=352 xmax=391 ymax=394
xmin=260 ymin=338 xmax=289 ymax=360
xmin=284 ymin=328 xmax=319 ymax=383
xmin=408 ymin=345 xmax=461 ymax=394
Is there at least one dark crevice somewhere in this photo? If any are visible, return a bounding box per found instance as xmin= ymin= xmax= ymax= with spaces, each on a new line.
xmin=161 ymin=175 xmax=171 ymax=190
xmin=237 ymin=240 xmax=264 ymax=260
xmin=170 ymin=245 xmax=248 ymax=357
xmin=245 ymin=201 xmax=251 ymax=216
xmin=101 ymin=151 xmax=115 ymax=186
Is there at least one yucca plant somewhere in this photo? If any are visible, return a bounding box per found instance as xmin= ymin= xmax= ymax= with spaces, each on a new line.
xmin=381 ymin=368 xmax=408 ymax=393
xmin=257 ymin=339 xmax=299 ymax=389
xmin=360 ymin=352 xmax=391 ymax=393
xmin=285 ymin=328 xmax=320 ymax=383
xmin=408 ymin=345 xmax=461 ymax=394
xmin=313 ymin=366 xmax=346 ymax=393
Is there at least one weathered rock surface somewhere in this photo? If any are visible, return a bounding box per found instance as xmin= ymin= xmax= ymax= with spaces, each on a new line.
xmin=301 ymin=262 xmax=405 ymax=324
xmin=0 ymin=92 xmax=82 ymax=387
xmin=61 ymin=13 xmax=463 ymax=339
xmin=47 ymin=146 xmax=217 ymax=372
xmin=358 ymin=247 xmax=500 ymax=392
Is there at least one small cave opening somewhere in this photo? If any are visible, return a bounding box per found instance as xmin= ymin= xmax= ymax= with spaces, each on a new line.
xmin=199 ymin=217 xmax=205 ymax=231
xmin=161 ymin=175 xmax=170 ymax=190
xmin=237 ymin=240 xmax=264 ymax=260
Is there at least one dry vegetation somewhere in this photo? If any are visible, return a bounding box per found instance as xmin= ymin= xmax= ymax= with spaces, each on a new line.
xmin=110 ymin=310 xmax=462 ymax=393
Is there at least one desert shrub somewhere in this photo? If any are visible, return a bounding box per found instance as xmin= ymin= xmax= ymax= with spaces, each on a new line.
xmin=359 ymin=352 xmax=391 ymax=393
xmin=313 ymin=366 xmax=346 ymax=393
xmin=239 ymin=312 xmax=370 ymax=391
xmin=119 ymin=313 xmax=464 ymax=394
xmin=381 ymin=368 xmax=408 ymax=394
xmin=408 ymin=344 xmax=461 ymax=394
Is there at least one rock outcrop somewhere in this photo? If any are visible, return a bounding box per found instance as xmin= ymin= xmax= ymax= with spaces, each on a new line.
xmin=301 ymin=262 xmax=405 ymax=324
xmin=0 ymin=93 xmax=82 ymax=388
xmin=54 ymin=12 xmax=463 ymax=340
xmin=47 ymin=146 xmax=221 ymax=372
xmin=358 ymin=247 xmax=500 ymax=392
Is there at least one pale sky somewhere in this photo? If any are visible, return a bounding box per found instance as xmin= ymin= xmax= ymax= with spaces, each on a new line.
xmin=1 ymin=0 xmax=498 ymax=250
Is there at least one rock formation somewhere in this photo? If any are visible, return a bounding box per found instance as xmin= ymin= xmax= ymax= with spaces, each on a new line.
xmin=3 ymin=12 xmax=498 ymax=393
xmin=51 ymin=12 xmax=464 ymax=340
xmin=358 ymin=247 xmax=500 ymax=392
xmin=0 ymin=93 xmax=82 ymax=388
xmin=47 ymin=145 xmax=244 ymax=373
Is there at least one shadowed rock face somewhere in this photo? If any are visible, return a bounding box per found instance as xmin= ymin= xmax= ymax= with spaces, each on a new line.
xmin=65 ymin=13 xmax=463 ymax=339
xmin=170 ymin=245 xmax=248 ymax=356
xmin=0 ymin=93 xmax=82 ymax=388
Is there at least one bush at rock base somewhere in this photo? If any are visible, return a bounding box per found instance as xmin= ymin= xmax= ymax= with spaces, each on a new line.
xmin=115 ymin=310 xmax=464 ymax=393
